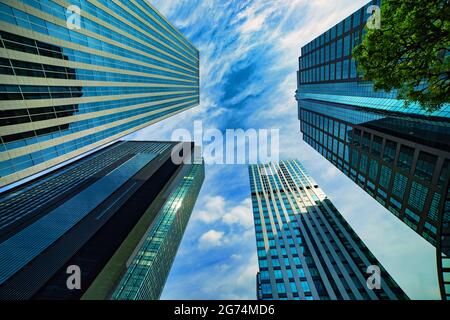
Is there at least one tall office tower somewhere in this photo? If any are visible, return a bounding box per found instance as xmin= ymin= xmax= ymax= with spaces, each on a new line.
xmin=249 ymin=160 xmax=408 ymax=300
xmin=0 ymin=1 xmax=200 ymax=187
xmin=296 ymin=0 xmax=450 ymax=299
xmin=0 ymin=141 xmax=204 ymax=300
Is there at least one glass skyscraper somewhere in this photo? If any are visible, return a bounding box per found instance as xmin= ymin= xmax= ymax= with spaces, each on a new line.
xmin=296 ymin=1 xmax=450 ymax=299
xmin=296 ymin=0 xmax=449 ymax=119
xmin=0 ymin=0 xmax=200 ymax=187
xmin=0 ymin=141 xmax=204 ymax=299
xmin=249 ymin=160 xmax=408 ymax=300
xmin=299 ymin=105 xmax=450 ymax=247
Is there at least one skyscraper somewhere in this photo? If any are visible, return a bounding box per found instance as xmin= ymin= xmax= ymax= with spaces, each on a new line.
xmin=296 ymin=0 xmax=449 ymax=119
xmin=296 ymin=1 xmax=450 ymax=299
xmin=0 ymin=140 xmax=204 ymax=300
xmin=298 ymin=105 xmax=450 ymax=247
xmin=0 ymin=1 xmax=200 ymax=187
xmin=249 ymin=160 xmax=408 ymax=300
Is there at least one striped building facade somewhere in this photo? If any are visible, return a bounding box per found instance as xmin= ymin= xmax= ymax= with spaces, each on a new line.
xmin=249 ymin=160 xmax=408 ymax=300
xmin=0 ymin=0 xmax=199 ymax=187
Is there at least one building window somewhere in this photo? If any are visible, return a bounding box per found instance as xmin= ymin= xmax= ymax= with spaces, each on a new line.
xmin=405 ymin=208 xmax=420 ymax=223
xmin=290 ymin=282 xmax=298 ymax=293
xmin=408 ymin=181 xmax=428 ymax=212
xmin=336 ymin=61 xmax=342 ymax=80
xmin=344 ymin=16 xmax=351 ymax=33
xmin=287 ymin=269 xmax=294 ymax=279
xmin=379 ymin=166 xmax=392 ymax=189
xmin=259 ymin=259 xmax=268 ymax=268
xmin=277 ymin=283 xmax=286 ymax=294
xmin=361 ymin=132 xmax=371 ymax=151
xmin=260 ymin=271 xmax=270 ymax=281
xmin=369 ymin=159 xmax=379 ymax=181
xmin=342 ymin=59 xmax=349 ymax=79
xmin=258 ymin=250 xmax=266 ymax=258
xmin=301 ymin=281 xmax=311 ymax=293
xmin=330 ymin=63 xmax=335 ymax=80
xmin=351 ymin=151 xmax=360 ymax=171
xmin=371 ymin=135 xmax=382 ymax=157
xmin=424 ymin=222 xmax=437 ymax=235
xmin=383 ymin=140 xmax=397 ymax=163
xmin=390 ymin=197 xmax=402 ymax=210
xmin=272 ymin=259 xmax=280 ymax=267
xmin=336 ymin=39 xmax=343 ymax=59
xmin=397 ymin=145 xmax=415 ymax=172
xmin=262 ymin=283 xmax=272 ymax=295
xmin=297 ymin=268 xmax=305 ymax=278
xmin=353 ymin=10 xmax=361 ymax=28
xmin=331 ymin=26 xmax=336 ymax=38
xmin=392 ymin=173 xmax=408 ymax=199
xmin=274 ymin=270 xmax=283 ymax=280
xmin=427 ymin=192 xmax=441 ymax=223
xmin=337 ymin=21 xmax=343 ymax=36
xmin=377 ymin=188 xmax=387 ymax=199
xmin=359 ymin=154 xmax=368 ymax=173
xmin=350 ymin=59 xmax=357 ymax=78
xmin=414 ymin=151 xmax=437 ymax=181
xmin=344 ymin=35 xmax=351 ymax=56
xmin=331 ymin=42 xmax=336 ymax=60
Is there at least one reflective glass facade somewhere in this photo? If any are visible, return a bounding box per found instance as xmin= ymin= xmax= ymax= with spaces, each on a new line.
xmin=111 ymin=154 xmax=204 ymax=300
xmin=296 ymin=1 xmax=450 ymax=300
xmin=0 ymin=0 xmax=200 ymax=187
xmin=296 ymin=0 xmax=449 ymax=119
xmin=299 ymin=102 xmax=450 ymax=247
xmin=249 ymin=160 xmax=408 ymax=300
xmin=0 ymin=141 xmax=204 ymax=299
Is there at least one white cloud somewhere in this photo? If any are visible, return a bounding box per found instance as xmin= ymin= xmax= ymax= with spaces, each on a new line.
xmin=198 ymin=229 xmax=225 ymax=248
xmin=193 ymin=195 xmax=254 ymax=230
xmin=194 ymin=195 xmax=226 ymax=223
xmin=222 ymin=198 xmax=253 ymax=228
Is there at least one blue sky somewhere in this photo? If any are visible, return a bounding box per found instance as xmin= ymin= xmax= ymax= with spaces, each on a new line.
xmin=128 ymin=0 xmax=440 ymax=299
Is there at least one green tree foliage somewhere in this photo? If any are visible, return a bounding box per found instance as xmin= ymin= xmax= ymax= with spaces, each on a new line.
xmin=353 ymin=0 xmax=450 ymax=113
